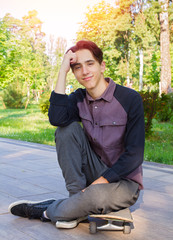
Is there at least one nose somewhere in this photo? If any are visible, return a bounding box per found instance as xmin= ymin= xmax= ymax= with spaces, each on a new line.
xmin=82 ymin=65 xmax=89 ymax=75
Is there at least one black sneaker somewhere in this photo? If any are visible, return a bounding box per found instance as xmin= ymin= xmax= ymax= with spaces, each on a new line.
xmin=8 ymin=199 xmax=55 ymax=221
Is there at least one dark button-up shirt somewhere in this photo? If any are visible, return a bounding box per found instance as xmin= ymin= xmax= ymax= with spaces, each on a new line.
xmin=49 ymin=78 xmax=145 ymax=189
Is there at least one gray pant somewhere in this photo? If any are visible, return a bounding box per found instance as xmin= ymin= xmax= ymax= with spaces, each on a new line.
xmin=46 ymin=122 xmax=140 ymax=223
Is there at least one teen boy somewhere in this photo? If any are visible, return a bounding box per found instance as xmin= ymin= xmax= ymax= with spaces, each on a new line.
xmin=9 ymin=40 xmax=145 ymax=229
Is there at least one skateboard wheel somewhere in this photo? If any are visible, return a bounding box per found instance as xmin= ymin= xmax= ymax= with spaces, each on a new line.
xmin=89 ymin=221 xmax=97 ymax=234
xmin=123 ymin=222 xmax=131 ymax=234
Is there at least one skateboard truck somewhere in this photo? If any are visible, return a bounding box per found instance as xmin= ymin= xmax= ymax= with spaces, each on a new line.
xmin=89 ymin=208 xmax=133 ymax=234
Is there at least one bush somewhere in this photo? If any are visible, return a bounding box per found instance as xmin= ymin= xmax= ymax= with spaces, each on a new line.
xmin=139 ymin=91 xmax=160 ymax=137
xmin=156 ymin=93 xmax=173 ymax=122
xmin=39 ymin=91 xmax=50 ymax=115
xmin=2 ymin=82 xmax=27 ymax=109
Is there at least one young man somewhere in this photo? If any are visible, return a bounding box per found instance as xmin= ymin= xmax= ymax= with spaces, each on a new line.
xmin=9 ymin=40 xmax=145 ymax=229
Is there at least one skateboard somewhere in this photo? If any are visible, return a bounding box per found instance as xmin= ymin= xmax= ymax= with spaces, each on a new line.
xmin=89 ymin=208 xmax=133 ymax=234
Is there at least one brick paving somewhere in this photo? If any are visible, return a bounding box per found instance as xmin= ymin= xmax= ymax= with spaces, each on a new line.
xmin=0 ymin=137 xmax=173 ymax=240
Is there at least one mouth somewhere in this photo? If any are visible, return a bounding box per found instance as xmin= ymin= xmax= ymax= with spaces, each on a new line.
xmin=82 ymin=76 xmax=93 ymax=81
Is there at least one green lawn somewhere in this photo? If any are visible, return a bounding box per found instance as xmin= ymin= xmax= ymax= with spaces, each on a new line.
xmin=0 ymin=102 xmax=173 ymax=165
xmin=0 ymin=103 xmax=56 ymax=146
xmin=144 ymin=119 xmax=173 ymax=165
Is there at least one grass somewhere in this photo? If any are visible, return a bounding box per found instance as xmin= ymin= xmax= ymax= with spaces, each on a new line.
xmin=144 ymin=119 xmax=173 ymax=165
xmin=0 ymin=101 xmax=173 ymax=165
xmin=0 ymin=102 xmax=56 ymax=146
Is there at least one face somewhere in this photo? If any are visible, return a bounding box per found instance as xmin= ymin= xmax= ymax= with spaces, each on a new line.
xmin=72 ymin=49 xmax=105 ymax=92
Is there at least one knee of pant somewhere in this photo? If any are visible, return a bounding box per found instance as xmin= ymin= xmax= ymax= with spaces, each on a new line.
xmin=85 ymin=184 xmax=107 ymax=207
xmin=55 ymin=122 xmax=81 ymax=142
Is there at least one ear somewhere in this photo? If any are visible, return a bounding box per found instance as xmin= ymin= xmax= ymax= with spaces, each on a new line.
xmin=100 ymin=61 xmax=105 ymax=73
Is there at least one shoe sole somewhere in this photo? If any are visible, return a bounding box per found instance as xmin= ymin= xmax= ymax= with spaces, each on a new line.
xmin=56 ymin=216 xmax=88 ymax=229
xmin=8 ymin=199 xmax=55 ymax=213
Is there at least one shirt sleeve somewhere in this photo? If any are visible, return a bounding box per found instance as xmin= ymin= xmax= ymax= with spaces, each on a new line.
xmin=102 ymin=93 xmax=145 ymax=183
xmin=48 ymin=91 xmax=80 ymax=127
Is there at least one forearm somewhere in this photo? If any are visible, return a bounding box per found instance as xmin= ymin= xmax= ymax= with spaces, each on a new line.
xmin=54 ymin=50 xmax=77 ymax=94
xmin=102 ymin=147 xmax=144 ymax=183
xmin=48 ymin=90 xmax=80 ymax=127
xmin=54 ymin=69 xmax=67 ymax=94
xmin=82 ymin=176 xmax=109 ymax=192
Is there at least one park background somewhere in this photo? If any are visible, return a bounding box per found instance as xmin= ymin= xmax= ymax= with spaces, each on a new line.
xmin=0 ymin=0 xmax=173 ymax=165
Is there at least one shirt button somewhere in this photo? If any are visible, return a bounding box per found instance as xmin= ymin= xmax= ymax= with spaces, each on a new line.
xmin=95 ymin=122 xmax=98 ymax=125
xmin=113 ymin=121 xmax=116 ymax=125
xmin=94 ymin=106 xmax=98 ymax=109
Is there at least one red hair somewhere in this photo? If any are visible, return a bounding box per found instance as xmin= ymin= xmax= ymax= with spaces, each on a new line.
xmin=68 ymin=40 xmax=103 ymax=64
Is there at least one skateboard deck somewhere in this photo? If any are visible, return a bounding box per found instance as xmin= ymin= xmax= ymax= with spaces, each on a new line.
xmin=89 ymin=208 xmax=133 ymax=234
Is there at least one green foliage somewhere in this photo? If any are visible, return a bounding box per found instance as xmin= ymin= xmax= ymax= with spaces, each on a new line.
xmin=39 ymin=91 xmax=50 ymax=115
xmin=139 ymin=90 xmax=173 ymax=136
xmin=76 ymin=0 xmax=173 ymax=92
xmin=145 ymin=52 xmax=160 ymax=85
xmin=0 ymin=12 xmax=51 ymax=105
xmin=0 ymin=102 xmax=55 ymax=145
xmin=2 ymin=81 xmax=27 ymax=109
xmin=156 ymin=93 xmax=173 ymax=122
xmin=76 ymin=0 xmax=163 ymax=90
xmin=1 ymin=1 xmax=173 ymax=102
xmin=46 ymin=36 xmax=67 ymax=91
xmin=144 ymin=119 xmax=173 ymax=165
xmin=139 ymin=91 xmax=160 ymax=136
xmin=144 ymin=0 xmax=160 ymax=42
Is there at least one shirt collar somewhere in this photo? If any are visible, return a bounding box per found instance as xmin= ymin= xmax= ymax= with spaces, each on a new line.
xmin=86 ymin=78 xmax=116 ymax=103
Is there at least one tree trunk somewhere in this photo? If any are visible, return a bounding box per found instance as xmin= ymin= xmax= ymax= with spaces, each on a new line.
xmin=139 ymin=48 xmax=143 ymax=91
xmin=159 ymin=0 xmax=172 ymax=93
xmin=25 ymin=84 xmax=30 ymax=109
xmin=126 ymin=50 xmax=130 ymax=86
xmin=1 ymin=97 xmax=6 ymax=109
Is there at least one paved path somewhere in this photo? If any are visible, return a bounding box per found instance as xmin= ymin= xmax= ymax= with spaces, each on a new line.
xmin=0 ymin=137 xmax=173 ymax=240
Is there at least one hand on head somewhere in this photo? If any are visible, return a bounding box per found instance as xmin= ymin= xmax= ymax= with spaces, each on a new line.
xmin=61 ymin=50 xmax=77 ymax=74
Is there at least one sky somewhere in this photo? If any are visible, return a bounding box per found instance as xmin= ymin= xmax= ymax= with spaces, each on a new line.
xmin=0 ymin=0 xmax=112 ymax=48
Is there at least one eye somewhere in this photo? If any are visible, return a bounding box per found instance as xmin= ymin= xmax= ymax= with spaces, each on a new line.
xmin=87 ymin=61 xmax=94 ymax=66
xmin=74 ymin=65 xmax=81 ymax=70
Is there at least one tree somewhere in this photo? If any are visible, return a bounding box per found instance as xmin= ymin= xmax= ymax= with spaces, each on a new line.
xmin=132 ymin=2 xmax=160 ymax=90
xmin=158 ymin=0 xmax=172 ymax=93
xmin=0 ymin=17 xmax=9 ymax=88
xmin=0 ymin=14 xmax=24 ymax=89
xmin=0 ymin=11 xmax=51 ymax=108
xmin=77 ymin=0 xmax=149 ymax=87
xmin=77 ymin=0 xmax=133 ymax=85
xmin=21 ymin=10 xmax=47 ymax=105
xmin=76 ymin=0 xmax=172 ymax=92
xmin=47 ymin=36 xmax=67 ymax=91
